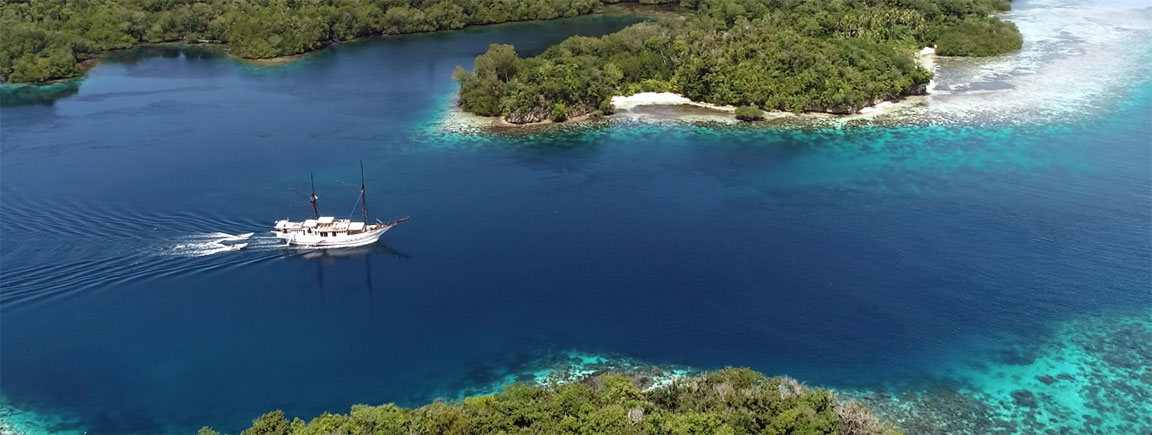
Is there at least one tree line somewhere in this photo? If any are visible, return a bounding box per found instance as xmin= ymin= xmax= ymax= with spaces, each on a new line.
xmin=0 ymin=0 xmax=608 ymax=84
xmin=205 ymin=368 xmax=900 ymax=434
xmin=454 ymin=0 xmax=1023 ymax=121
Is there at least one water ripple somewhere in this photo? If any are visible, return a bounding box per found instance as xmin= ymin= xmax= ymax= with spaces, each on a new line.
xmin=0 ymin=203 xmax=283 ymax=311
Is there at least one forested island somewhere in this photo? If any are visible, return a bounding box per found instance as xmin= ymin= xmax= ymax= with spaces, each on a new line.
xmin=0 ymin=0 xmax=617 ymax=84
xmin=454 ymin=0 xmax=1024 ymax=122
xmin=204 ymin=368 xmax=899 ymax=435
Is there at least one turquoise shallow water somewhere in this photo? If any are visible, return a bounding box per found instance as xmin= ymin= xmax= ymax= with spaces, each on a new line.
xmin=1 ymin=1 xmax=1150 ymax=433
xmin=844 ymin=313 xmax=1152 ymax=433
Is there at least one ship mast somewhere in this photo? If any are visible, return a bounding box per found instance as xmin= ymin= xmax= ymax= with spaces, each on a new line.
xmin=360 ymin=160 xmax=369 ymax=222
xmin=310 ymin=171 xmax=320 ymax=219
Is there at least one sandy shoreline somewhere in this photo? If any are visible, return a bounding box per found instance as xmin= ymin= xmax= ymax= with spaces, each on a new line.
xmin=609 ymin=92 xmax=737 ymax=112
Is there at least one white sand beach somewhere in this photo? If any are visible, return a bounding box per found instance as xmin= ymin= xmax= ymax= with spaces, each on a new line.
xmin=610 ymin=92 xmax=736 ymax=112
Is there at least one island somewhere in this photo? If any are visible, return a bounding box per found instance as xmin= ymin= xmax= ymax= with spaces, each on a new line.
xmin=203 ymin=368 xmax=899 ymax=435
xmin=453 ymin=0 xmax=1023 ymax=123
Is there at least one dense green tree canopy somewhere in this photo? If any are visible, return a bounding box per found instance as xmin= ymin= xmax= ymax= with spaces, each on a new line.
xmin=935 ymin=16 xmax=1022 ymax=56
xmin=455 ymin=0 xmax=1022 ymax=120
xmin=206 ymin=368 xmax=900 ymax=435
xmin=0 ymin=0 xmax=605 ymax=83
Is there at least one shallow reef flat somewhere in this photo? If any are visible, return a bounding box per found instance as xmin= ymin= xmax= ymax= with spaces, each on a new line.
xmin=448 ymin=350 xmax=702 ymax=401
xmin=845 ymin=313 xmax=1152 ymax=434
xmin=0 ymin=396 xmax=85 ymax=435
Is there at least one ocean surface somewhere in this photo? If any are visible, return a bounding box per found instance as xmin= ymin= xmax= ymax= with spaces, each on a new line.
xmin=1 ymin=0 xmax=1150 ymax=433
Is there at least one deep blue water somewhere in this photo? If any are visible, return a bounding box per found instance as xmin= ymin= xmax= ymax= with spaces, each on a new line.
xmin=2 ymin=10 xmax=1151 ymax=435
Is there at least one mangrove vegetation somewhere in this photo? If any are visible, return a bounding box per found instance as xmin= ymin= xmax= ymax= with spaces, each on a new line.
xmin=207 ymin=368 xmax=900 ymax=435
xmin=0 ymin=0 xmax=614 ymax=83
xmin=453 ymin=0 xmax=1023 ymax=121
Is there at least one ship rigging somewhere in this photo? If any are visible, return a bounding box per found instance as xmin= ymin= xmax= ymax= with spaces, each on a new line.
xmin=272 ymin=162 xmax=407 ymax=248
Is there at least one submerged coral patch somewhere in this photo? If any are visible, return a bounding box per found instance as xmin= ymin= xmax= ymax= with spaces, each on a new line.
xmin=449 ymin=350 xmax=701 ymax=400
xmin=843 ymin=314 xmax=1152 ymax=434
xmin=0 ymin=396 xmax=86 ymax=435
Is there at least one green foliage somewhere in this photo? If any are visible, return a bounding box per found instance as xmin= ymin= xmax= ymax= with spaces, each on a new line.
xmin=457 ymin=38 xmax=627 ymax=122
xmin=935 ymin=17 xmax=1023 ymax=56
xmin=454 ymin=44 xmax=520 ymax=116
xmin=241 ymin=410 xmax=290 ymax=435
xmin=217 ymin=368 xmax=899 ymax=435
xmin=638 ymin=79 xmax=671 ymax=93
xmin=456 ymin=0 xmax=1022 ymax=119
xmin=552 ymin=102 xmax=569 ymax=121
xmin=734 ymin=105 xmax=763 ymax=121
xmin=0 ymin=0 xmax=607 ymax=83
xmin=599 ymin=97 xmax=615 ymax=114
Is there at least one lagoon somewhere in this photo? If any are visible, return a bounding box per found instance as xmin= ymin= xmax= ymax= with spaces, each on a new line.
xmin=2 ymin=1 xmax=1150 ymax=433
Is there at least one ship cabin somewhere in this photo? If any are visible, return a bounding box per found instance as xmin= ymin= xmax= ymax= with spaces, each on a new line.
xmin=275 ymin=217 xmax=374 ymax=237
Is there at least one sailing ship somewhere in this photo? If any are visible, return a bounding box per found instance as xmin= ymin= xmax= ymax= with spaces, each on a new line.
xmin=272 ymin=162 xmax=408 ymax=248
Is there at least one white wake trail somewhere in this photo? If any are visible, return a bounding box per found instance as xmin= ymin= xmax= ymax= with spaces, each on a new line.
xmin=165 ymin=232 xmax=255 ymax=257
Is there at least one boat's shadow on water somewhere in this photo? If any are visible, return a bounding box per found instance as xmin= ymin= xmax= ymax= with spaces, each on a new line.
xmin=285 ymin=242 xmax=410 ymax=263
xmin=276 ymin=242 xmax=410 ymax=302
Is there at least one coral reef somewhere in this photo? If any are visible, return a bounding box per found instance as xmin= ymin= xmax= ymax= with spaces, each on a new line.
xmin=843 ymin=314 xmax=1152 ymax=434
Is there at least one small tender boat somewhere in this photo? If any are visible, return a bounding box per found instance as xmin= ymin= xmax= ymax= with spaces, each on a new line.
xmin=272 ymin=162 xmax=407 ymax=249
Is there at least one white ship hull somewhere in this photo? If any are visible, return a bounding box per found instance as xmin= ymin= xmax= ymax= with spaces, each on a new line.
xmin=275 ymin=225 xmax=391 ymax=248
